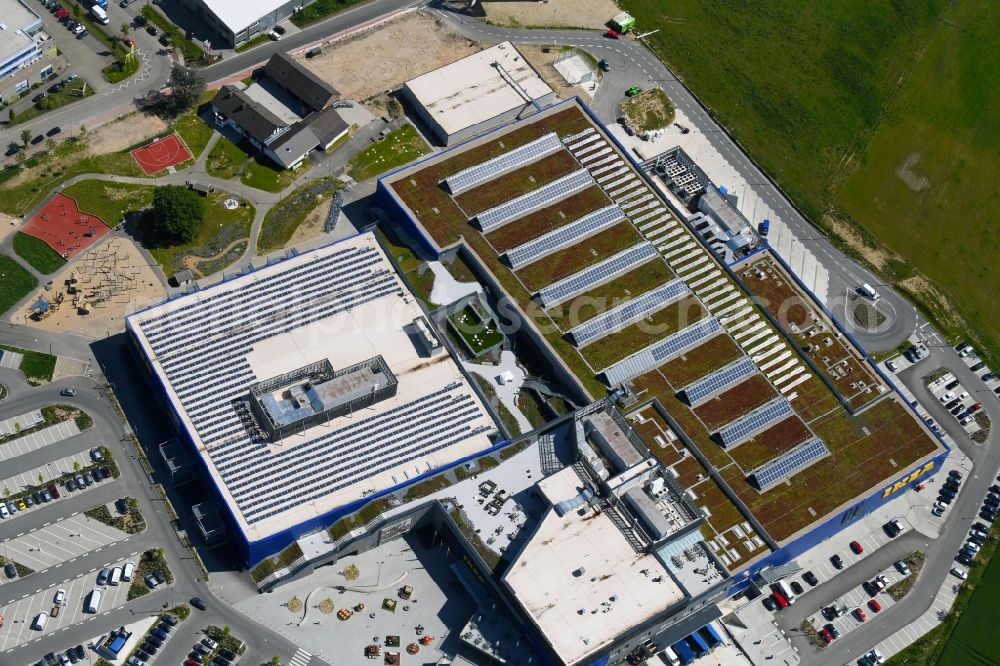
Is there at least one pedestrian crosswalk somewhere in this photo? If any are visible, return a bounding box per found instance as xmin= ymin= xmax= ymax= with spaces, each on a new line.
xmin=287 ymin=648 xmax=312 ymax=666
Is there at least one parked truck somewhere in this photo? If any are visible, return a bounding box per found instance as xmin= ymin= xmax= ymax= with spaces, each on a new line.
xmin=90 ymin=4 xmax=109 ymax=24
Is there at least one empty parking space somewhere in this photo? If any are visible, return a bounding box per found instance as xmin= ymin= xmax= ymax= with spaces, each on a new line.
xmin=0 ymin=411 xmax=43 ymax=437
xmin=0 ymin=554 xmax=141 ymax=653
xmin=0 ymin=514 xmax=129 ymax=578
xmin=1 ymin=450 xmax=92 ymax=496
xmin=0 ymin=421 xmax=81 ymax=464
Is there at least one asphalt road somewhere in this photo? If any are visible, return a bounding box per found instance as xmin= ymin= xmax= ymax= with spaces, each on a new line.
xmin=0 ymin=367 xmax=311 ymax=666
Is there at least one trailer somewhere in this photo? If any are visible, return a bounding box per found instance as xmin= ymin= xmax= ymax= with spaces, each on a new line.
xmin=671 ymin=640 xmax=695 ymax=665
xmin=699 ymin=623 xmax=723 ymax=649
xmin=686 ymin=631 xmax=710 ymax=656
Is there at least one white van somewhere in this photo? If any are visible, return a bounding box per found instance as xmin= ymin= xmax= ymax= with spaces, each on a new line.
xmin=32 ymin=612 xmax=48 ymax=630
xmin=661 ymin=646 xmax=681 ymax=665
xmin=86 ymin=589 xmax=102 ymax=614
xmin=122 ymin=561 xmax=135 ymax=582
xmin=776 ymin=580 xmax=796 ymax=604
xmin=860 ymin=283 xmax=880 ymax=301
xmin=109 ymin=567 xmax=122 ymax=586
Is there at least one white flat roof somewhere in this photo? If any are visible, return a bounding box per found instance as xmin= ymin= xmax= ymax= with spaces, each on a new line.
xmin=200 ymin=0 xmax=287 ymax=33
xmin=128 ymin=233 xmax=496 ymax=543
xmin=503 ymin=467 xmax=685 ymax=664
xmin=0 ymin=0 xmax=41 ymax=65
xmin=404 ymin=41 xmax=553 ymax=137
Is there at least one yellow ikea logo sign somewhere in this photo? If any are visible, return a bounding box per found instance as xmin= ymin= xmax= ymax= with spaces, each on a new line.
xmin=882 ymin=461 xmax=935 ymax=498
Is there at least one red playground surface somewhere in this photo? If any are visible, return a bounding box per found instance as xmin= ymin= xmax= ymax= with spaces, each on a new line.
xmin=130 ymin=132 xmax=193 ymax=175
xmin=23 ymin=193 xmax=111 ymax=261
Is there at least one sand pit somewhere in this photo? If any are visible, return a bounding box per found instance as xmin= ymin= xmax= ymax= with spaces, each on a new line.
xmin=297 ymin=12 xmax=482 ymax=101
xmin=482 ymin=0 xmax=621 ymax=30
xmin=20 ymin=236 xmax=166 ymax=338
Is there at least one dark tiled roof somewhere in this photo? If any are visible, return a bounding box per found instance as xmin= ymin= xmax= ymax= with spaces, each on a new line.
xmin=263 ymin=52 xmax=340 ymax=113
xmin=306 ymin=106 xmax=350 ymax=146
xmin=211 ymin=85 xmax=287 ymax=144
xmin=267 ymin=123 xmax=319 ymax=169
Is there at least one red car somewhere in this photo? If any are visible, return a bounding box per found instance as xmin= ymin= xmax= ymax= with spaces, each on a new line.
xmin=124 ymin=38 xmax=135 ymax=48
xmin=604 ymin=29 xmax=620 ymax=39
xmin=818 ymin=627 xmax=832 ymax=645
xmin=54 ymin=7 xmax=68 ymax=17
xmin=854 ymin=607 xmax=868 ymax=622
xmin=771 ymin=593 xmax=789 ymax=609
xmin=969 ymin=402 xmax=983 ymax=413
xmin=850 ymin=540 xmax=864 ymax=554
xmin=868 ymin=599 xmax=882 ymax=613
xmin=184 ymin=660 xmax=201 ymax=666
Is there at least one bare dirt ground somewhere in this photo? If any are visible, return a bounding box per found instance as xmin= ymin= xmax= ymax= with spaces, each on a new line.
xmin=87 ymin=113 xmax=169 ymax=155
xmin=482 ymin=0 xmax=621 ymax=29
xmin=52 ymin=356 xmax=90 ymax=381
xmin=0 ymin=213 xmax=22 ymax=244
xmin=297 ymin=12 xmax=483 ymax=101
xmin=286 ymin=197 xmax=334 ymax=249
xmin=19 ymin=236 xmax=166 ymax=338
xmin=519 ymin=45 xmax=596 ymax=103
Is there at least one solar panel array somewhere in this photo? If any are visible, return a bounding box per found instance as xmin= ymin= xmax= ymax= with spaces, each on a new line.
xmin=682 ymin=356 xmax=757 ymax=405
xmin=475 ymin=169 xmax=594 ymax=232
xmin=442 ymin=133 xmax=562 ymax=194
xmin=130 ymin=238 xmax=492 ymax=528
xmin=717 ymin=398 xmax=793 ymax=449
xmin=505 ymin=205 xmax=624 ymax=269
xmin=537 ymin=242 xmax=657 ymax=309
xmin=750 ymin=438 xmax=830 ymax=491
xmin=568 ymin=279 xmax=689 ymax=347
xmin=603 ymin=317 xmax=722 ymax=386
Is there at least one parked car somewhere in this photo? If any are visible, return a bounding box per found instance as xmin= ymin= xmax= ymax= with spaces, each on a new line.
xmin=90 ymin=448 xmax=103 ymax=462
xmin=971 ymin=361 xmax=986 ymax=372
xmin=162 ymin=614 xmax=178 ymax=626
xmin=940 ymin=392 xmax=956 ymax=403
xmin=945 ymin=379 xmax=960 ymax=390
xmin=97 ymin=568 xmax=111 ymax=585
xmin=884 ymin=519 xmax=903 ymax=537
xmin=123 ymin=38 xmax=135 ymax=48
xmin=803 ymin=571 xmax=818 ymax=586
xmin=850 ymin=540 xmax=864 ymax=554
xmin=66 ymin=478 xmax=77 ymax=491
xmin=951 ymin=567 xmax=968 ymax=580
xmin=47 ymin=126 xmax=62 ymax=137
xmin=4 ymin=563 xmax=16 ymax=578
xmin=818 ymin=627 xmax=832 ymax=645
xmin=895 ymin=560 xmax=911 ymax=576
xmin=144 ymin=574 xmax=159 ymax=589
xmin=267 ymin=29 xmax=281 ymax=40
xmin=145 ymin=25 xmax=157 ymax=35
xmin=945 ymin=398 xmax=961 ymax=410
xmin=854 ymin=607 xmax=868 ymax=622
xmin=48 ymin=484 xmax=60 ymax=499
xmin=790 ymin=581 xmax=804 ymax=595
xmin=831 ymin=554 xmax=844 ymax=569
xmin=868 ymin=599 xmax=882 ymax=613
xmin=190 ymin=597 xmax=207 ymax=610
xmin=826 ymin=624 xmax=841 ymax=640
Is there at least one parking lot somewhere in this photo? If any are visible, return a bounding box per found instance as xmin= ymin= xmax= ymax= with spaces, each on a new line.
xmin=0 ymin=513 xmax=129 ymax=578
xmin=926 ymin=371 xmax=984 ymax=436
xmin=0 ymin=450 xmax=102 ymax=500
xmin=0 ymin=422 xmax=81 ymax=464
xmin=0 ymin=555 xmax=142 ymax=652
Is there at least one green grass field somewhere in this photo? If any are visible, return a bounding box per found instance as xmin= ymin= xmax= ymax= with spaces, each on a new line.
xmin=62 ymin=180 xmax=154 ymax=227
xmin=205 ymin=137 xmax=249 ymax=180
xmin=12 ymin=233 xmax=65 ymax=274
xmin=240 ymin=157 xmax=299 ymax=193
xmin=936 ymin=548 xmax=1000 ymax=665
xmin=347 ymin=124 xmax=429 ymax=182
xmin=0 ymin=254 xmax=38 ymax=316
xmin=257 ymin=178 xmax=338 ymax=253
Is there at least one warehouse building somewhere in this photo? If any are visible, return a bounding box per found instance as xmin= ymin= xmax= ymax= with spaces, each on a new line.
xmin=179 ymin=0 xmax=298 ymax=48
xmin=127 ymin=232 xmax=499 ymax=563
xmin=0 ymin=0 xmax=49 ymax=102
xmin=401 ymin=41 xmax=555 ymax=146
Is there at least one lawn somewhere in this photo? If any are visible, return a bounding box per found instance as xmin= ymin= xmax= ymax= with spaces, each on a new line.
xmin=290 ymin=0 xmax=366 ymax=27
xmin=241 ymin=157 xmax=300 ymax=193
xmin=833 ymin=0 xmax=1000 ymax=366
xmin=6 ymin=81 xmax=95 ymax=126
xmin=257 ymin=178 xmax=338 ymax=253
xmin=485 ymin=185 xmax=611 ymax=252
xmin=448 ymin=304 xmax=504 ymax=356
xmin=172 ymin=107 xmax=216 ymax=161
xmin=620 ymin=87 xmax=675 ymax=133
xmin=727 ymin=416 xmax=813 ymax=472
xmin=62 ymin=180 xmax=154 ymax=228
xmin=694 ymin=374 xmax=777 ymax=431
xmin=0 ymin=254 xmax=38 ymax=316
xmin=346 ymin=124 xmax=430 ymax=182
xmin=12 ymin=232 xmax=65 ymax=274
xmin=205 ymin=136 xmax=249 ymax=180
xmin=657 ymin=333 xmax=744 ymax=388
xmin=0 ymin=344 xmax=57 ymax=385
xmin=146 ymin=192 xmax=255 ymax=279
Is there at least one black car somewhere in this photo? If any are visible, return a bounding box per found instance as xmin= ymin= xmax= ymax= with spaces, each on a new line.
xmin=4 ymin=563 xmax=16 ymax=578
xmin=214 ymin=657 xmax=232 ymax=666
xmin=938 ymin=494 xmax=953 ymax=505
xmin=956 ymin=553 xmax=974 ymax=566
xmin=45 ymin=653 xmax=57 ymax=666
xmin=146 ymin=24 xmax=158 ymax=35
xmin=136 ymin=651 xmax=150 ymax=662
xmin=969 ymin=533 xmax=987 ymax=545
xmin=100 ymin=466 xmax=112 ymax=479
xmin=74 ymin=646 xmax=86 ymax=661
xmin=32 ymin=491 xmax=43 ymax=504
xmin=950 ymin=469 xmax=964 ymax=479
xmin=5 ymin=144 xmax=20 ymax=157
xmin=803 ymin=571 xmax=818 ymax=586
xmin=762 ymin=595 xmax=776 ymax=611
xmin=822 ymin=606 xmax=837 ymax=621
xmin=48 ymin=81 xmax=63 ymax=93
xmin=76 ymin=29 xmax=88 ymax=39
xmin=945 ymin=380 xmax=960 ymax=391
xmin=945 ymin=398 xmax=961 ymax=410
xmin=191 ymin=597 xmax=207 ymax=610
xmin=951 ymin=404 xmax=965 ymax=416
xmin=162 ymin=614 xmax=178 ymax=627
xmin=944 ymin=481 xmax=960 ymax=492
xmin=790 ymin=581 xmax=804 ymax=595
xmin=826 ymin=624 xmax=841 ymax=640
xmin=862 ymin=580 xmax=875 ymax=595
xmin=971 ymin=361 xmax=986 ymax=372
xmin=831 ymin=554 xmax=844 ymax=569
xmin=146 ymin=635 xmax=162 ymax=648
xmin=142 ymin=642 xmax=158 ymax=654
xmin=32 ymin=92 xmax=46 ymax=103
xmin=158 ymin=33 xmax=171 ymax=46
xmin=219 ymin=649 xmax=236 ymax=661
xmin=980 ymin=511 xmax=996 ymax=523
xmin=273 ymin=24 xmax=286 ymax=34
xmin=67 ymin=647 xmax=79 ymax=663
xmin=941 ymin=487 xmax=958 ymax=498
xmin=46 ymin=126 xmax=61 ymax=137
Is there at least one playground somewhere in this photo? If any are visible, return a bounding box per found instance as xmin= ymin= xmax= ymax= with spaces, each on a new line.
xmin=19 ymin=236 xmax=165 ymax=337
xmin=22 ymin=193 xmax=111 ymax=261
xmin=130 ymin=133 xmax=193 ymax=176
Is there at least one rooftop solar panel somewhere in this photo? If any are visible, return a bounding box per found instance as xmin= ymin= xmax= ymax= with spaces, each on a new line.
xmin=475 ymin=169 xmax=595 ymax=232
xmin=537 ymin=242 xmax=658 ymax=309
xmin=505 ymin=205 xmax=625 ymax=269
xmin=442 ymin=133 xmax=563 ymax=194
xmin=717 ymin=398 xmax=793 ymax=448
xmin=568 ymin=279 xmax=689 ymax=347
xmin=749 ymin=438 xmax=830 ymax=491
xmin=682 ymin=356 xmax=757 ymax=405
xmin=602 ymin=317 xmax=722 ymax=386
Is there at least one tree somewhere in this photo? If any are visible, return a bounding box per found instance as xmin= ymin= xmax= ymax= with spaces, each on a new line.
xmin=151 ymin=64 xmax=205 ymax=119
xmin=45 ymin=138 xmax=56 ymax=152
xmin=121 ymin=23 xmax=130 ymax=38
xmin=78 ymin=124 xmax=88 ymax=143
xmin=2 ymin=485 xmax=9 ymax=500
xmin=15 ymin=151 xmax=26 ymax=164
xmin=7 ymin=108 xmax=13 ymax=123
xmin=270 ymin=657 xmax=280 ymax=666
xmin=37 ymin=473 xmax=44 ymax=486
xmin=73 ymin=461 xmax=81 ymax=472
xmin=20 ymin=129 xmax=31 ymax=148
xmin=145 ymin=186 xmax=204 ymax=245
